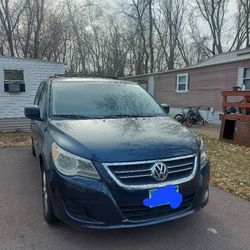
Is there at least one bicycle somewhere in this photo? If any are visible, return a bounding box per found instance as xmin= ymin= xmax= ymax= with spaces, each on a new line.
xmin=184 ymin=106 xmax=205 ymax=127
xmin=174 ymin=107 xmax=193 ymax=124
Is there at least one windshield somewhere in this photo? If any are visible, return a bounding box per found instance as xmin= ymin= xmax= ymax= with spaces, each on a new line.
xmin=51 ymin=81 xmax=165 ymax=119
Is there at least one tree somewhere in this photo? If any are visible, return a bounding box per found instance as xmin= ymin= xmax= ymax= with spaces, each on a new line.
xmin=0 ymin=0 xmax=27 ymax=56
xmin=238 ymin=0 xmax=250 ymax=47
xmin=123 ymin=0 xmax=150 ymax=74
xmin=148 ymin=0 xmax=154 ymax=72
xmin=153 ymin=0 xmax=186 ymax=70
xmin=195 ymin=0 xmax=228 ymax=55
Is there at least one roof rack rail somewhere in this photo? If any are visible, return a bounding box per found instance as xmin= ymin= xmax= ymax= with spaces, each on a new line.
xmin=50 ymin=73 xmax=120 ymax=79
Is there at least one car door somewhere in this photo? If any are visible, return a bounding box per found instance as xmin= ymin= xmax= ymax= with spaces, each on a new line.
xmin=32 ymin=83 xmax=47 ymax=156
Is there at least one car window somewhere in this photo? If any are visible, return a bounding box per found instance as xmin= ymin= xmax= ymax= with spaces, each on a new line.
xmin=34 ymin=82 xmax=44 ymax=105
xmin=37 ymin=85 xmax=47 ymax=119
xmin=51 ymin=81 xmax=165 ymax=119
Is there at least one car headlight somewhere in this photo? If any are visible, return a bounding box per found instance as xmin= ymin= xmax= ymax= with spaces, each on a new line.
xmin=200 ymin=139 xmax=208 ymax=169
xmin=51 ymin=142 xmax=100 ymax=179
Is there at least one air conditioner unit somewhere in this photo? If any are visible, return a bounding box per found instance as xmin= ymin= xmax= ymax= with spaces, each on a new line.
xmin=4 ymin=81 xmax=25 ymax=92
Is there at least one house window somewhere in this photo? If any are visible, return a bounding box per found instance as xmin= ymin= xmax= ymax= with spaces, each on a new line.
xmin=176 ymin=73 xmax=188 ymax=93
xmin=243 ymin=68 xmax=250 ymax=90
xmin=4 ymin=69 xmax=25 ymax=92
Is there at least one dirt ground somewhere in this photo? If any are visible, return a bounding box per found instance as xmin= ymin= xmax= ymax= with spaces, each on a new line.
xmin=189 ymin=124 xmax=220 ymax=138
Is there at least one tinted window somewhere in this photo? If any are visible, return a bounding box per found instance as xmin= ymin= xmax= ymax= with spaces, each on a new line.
xmin=51 ymin=81 xmax=165 ymax=118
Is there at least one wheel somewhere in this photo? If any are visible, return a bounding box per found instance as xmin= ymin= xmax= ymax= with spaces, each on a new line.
xmin=174 ymin=114 xmax=184 ymax=124
xmin=197 ymin=117 xmax=205 ymax=126
xmin=185 ymin=117 xmax=193 ymax=127
xmin=31 ymin=137 xmax=36 ymax=157
xmin=42 ymin=170 xmax=57 ymax=224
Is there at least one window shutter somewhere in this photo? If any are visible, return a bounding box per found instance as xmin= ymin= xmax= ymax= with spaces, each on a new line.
xmin=237 ymin=67 xmax=244 ymax=86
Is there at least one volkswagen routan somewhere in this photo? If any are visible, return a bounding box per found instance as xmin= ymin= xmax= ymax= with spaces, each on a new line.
xmin=24 ymin=75 xmax=210 ymax=229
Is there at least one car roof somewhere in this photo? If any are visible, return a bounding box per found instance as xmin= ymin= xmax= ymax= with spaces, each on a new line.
xmin=50 ymin=77 xmax=135 ymax=85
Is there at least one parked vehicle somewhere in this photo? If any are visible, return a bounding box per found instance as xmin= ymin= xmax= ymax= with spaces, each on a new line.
xmin=175 ymin=107 xmax=205 ymax=127
xmin=24 ymin=75 xmax=210 ymax=229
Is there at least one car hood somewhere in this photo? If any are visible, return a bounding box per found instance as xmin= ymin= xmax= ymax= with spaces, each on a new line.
xmin=49 ymin=117 xmax=200 ymax=163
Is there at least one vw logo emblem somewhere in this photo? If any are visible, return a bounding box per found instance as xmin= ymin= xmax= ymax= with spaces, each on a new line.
xmin=151 ymin=162 xmax=168 ymax=181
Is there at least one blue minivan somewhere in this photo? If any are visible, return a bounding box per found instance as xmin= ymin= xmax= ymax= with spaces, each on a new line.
xmin=24 ymin=75 xmax=210 ymax=229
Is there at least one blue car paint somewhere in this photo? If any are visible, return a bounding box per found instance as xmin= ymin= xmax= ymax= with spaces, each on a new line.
xmin=29 ymin=78 xmax=210 ymax=229
xmin=49 ymin=117 xmax=200 ymax=163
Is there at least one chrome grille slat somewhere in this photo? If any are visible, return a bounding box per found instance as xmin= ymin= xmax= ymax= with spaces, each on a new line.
xmin=168 ymin=167 xmax=193 ymax=174
xmin=105 ymin=154 xmax=195 ymax=166
xmin=114 ymin=169 xmax=151 ymax=174
xmin=167 ymin=162 xmax=193 ymax=169
xmin=119 ymin=173 xmax=152 ymax=179
xmin=102 ymin=154 xmax=198 ymax=190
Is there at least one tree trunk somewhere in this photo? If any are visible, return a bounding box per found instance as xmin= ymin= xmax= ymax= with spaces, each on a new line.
xmin=148 ymin=0 xmax=154 ymax=73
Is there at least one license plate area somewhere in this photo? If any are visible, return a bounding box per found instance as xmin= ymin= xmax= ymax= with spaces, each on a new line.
xmin=148 ymin=185 xmax=179 ymax=208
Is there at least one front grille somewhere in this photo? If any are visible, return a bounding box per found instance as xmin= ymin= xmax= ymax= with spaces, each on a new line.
xmin=120 ymin=193 xmax=194 ymax=221
xmin=104 ymin=155 xmax=196 ymax=186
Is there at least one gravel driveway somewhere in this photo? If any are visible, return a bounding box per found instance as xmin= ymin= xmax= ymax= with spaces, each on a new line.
xmin=0 ymin=147 xmax=249 ymax=250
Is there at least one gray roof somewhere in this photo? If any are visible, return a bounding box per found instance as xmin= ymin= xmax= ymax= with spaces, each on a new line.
xmin=194 ymin=47 xmax=250 ymax=68
xmin=0 ymin=55 xmax=65 ymax=65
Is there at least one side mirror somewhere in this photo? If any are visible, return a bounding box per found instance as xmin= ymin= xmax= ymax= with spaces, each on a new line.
xmin=24 ymin=105 xmax=42 ymax=121
xmin=161 ymin=103 xmax=170 ymax=114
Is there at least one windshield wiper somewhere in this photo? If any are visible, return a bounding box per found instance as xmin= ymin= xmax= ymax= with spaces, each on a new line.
xmin=53 ymin=114 xmax=94 ymax=119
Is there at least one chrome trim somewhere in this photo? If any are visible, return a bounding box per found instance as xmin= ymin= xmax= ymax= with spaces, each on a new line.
xmin=120 ymin=173 xmax=152 ymax=179
xmin=105 ymin=154 xmax=195 ymax=166
xmin=114 ymin=169 xmax=151 ymax=174
xmin=102 ymin=154 xmax=198 ymax=190
xmin=167 ymin=161 xmax=193 ymax=169
xmin=168 ymin=167 xmax=192 ymax=174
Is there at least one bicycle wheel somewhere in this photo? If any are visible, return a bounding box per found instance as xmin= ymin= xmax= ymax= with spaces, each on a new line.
xmin=174 ymin=114 xmax=184 ymax=124
xmin=185 ymin=117 xmax=193 ymax=127
xmin=197 ymin=117 xmax=205 ymax=126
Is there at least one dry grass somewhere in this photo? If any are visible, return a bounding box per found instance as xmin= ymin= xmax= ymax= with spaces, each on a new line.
xmin=0 ymin=132 xmax=31 ymax=148
xmin=0 ymin=131 xmax=249 ymax=200
xmin=201 ymin=134 xmax=250 ymax=201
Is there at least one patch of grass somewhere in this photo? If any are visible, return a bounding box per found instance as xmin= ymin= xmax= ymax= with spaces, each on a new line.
xmin=0 ymin=132 xmax=31 ymax=148
xmin=201 ymin=134 xmax=250 ymax=201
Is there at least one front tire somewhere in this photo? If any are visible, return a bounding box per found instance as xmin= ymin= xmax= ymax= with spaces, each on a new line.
xmin=31 ymin=138 xmax=36 ymax=157
xmin=42 ymin=170 xmax=57 ymax=224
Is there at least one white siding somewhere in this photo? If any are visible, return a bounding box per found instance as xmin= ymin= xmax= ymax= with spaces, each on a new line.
xmin=0 ymin=117 xmax=30 ymax=132
xmin=0 ymin=57 xmax=65 ymax=118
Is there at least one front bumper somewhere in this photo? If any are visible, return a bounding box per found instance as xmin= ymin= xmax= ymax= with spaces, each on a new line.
xmin=48 ymin=161 xmax=210 ymax=229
